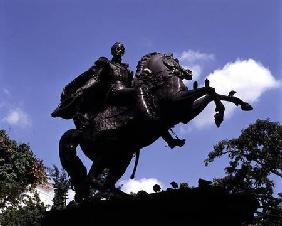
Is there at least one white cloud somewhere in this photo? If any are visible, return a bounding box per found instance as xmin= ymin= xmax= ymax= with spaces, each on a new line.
xmin=183 ymin=65 xmax=202 ymax=84
xmin=177 ymin=124 xmax=193 ymax=135
xmin=208 ymin=59 xmax=279 ymax=100
xmin=178 ymin=50 xmax=215 ymax=80
xmin=119 ymin=178 xmax=163 ymax=194
xmin=141 ymin=37 xmax=153 ymax=48
xmin=36 ymin=185 xmax=54 ymax=209
xmin=193 ymin=59 xmax=280 ymax=128
xmin=179 ymin=50 xmax=215 ymax=63
xmin=2 ymin=108 xmax=32 ymax=127
xmin=3 ymin=88 xmax=10 ymax=96
xmin=67 ymin=189 xmax=75 ymax=204
xmin=36 ymin=185 xmax=75 ymax=208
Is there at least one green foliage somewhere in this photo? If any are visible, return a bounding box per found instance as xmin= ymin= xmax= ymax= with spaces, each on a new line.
xmin=0 ymin=129 xmax=47 ymax=208
xmin=179 ymin=183 xmax=189 ymax=189
xmin=48 ymin=165 xmax=70 ymax=210
xmin=205 ymin=119 xmax=282 ymax=225
xmin=0 ymin=192 xmax=47 ymax=226
xmin=0 ymin=129 xmax=48 ymax=225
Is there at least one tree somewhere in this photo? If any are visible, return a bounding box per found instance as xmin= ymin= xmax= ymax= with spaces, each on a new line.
xmin=205 ymin=119 xmax=282 ymax=225
xmin=0 ymin=129 xmax=48 ymax=226
xmin=0 ymin=129 xmax=47 ymax=209
xmin=0 ymin=192 xmax=47 ymax=226
xmin=49 ymin=165 xmax=70 ymax=210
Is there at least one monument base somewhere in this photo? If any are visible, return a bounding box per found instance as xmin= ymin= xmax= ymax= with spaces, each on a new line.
xmin=43 ymin=185 xmax=258 ymax=226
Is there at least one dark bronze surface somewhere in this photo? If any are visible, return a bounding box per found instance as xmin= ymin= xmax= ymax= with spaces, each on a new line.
xmin=52 ymin=43 xmax=253 ymax=202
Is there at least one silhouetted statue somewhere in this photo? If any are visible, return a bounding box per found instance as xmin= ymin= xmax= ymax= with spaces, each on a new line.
xmin=52 ymin=42 xmax=253 ymax=202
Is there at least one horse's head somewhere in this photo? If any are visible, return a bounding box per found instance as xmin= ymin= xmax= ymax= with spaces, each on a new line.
xmin=161 ymin=53 xmax=193 ymax=80
xmin=135 ymin=52 xmax=192 ymax=83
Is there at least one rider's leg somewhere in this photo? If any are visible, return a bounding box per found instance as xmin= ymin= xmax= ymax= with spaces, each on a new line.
xmin=135 ymin=86 xmax=159 ymax=120
xmin=110 ymin=85 xmax=158 ymax=120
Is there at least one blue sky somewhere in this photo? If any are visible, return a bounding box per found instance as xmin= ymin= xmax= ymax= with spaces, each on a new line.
xmin=1 ymin=0 xmax=281 ymax=192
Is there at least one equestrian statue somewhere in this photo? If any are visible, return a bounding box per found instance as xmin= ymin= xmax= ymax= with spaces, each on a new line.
xmin=51 ymin=42 xmax=253 ymax=202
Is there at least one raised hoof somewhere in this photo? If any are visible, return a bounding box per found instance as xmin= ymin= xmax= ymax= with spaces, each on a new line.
xmin=214 ymin=112 xmax=224 ymax=127
xmin=193 ymin=81 xmax=198 ymax=90
xmin=205 ymin=79 xmax=210 ymax=88
xmin=241 ymin=103 xmax=253 ymax=111
xmin=215 ymin=104 xmax=225 ymax=112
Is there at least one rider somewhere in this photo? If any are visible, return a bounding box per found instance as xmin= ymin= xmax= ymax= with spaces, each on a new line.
xmin=104 ymin=42 xmax=154 ymax=118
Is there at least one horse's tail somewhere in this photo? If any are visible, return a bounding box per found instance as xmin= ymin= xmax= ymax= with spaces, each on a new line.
xmin=130 ymin=150 xmax=140 ymax=179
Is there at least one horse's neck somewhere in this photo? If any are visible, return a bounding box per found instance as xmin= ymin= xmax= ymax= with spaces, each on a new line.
xmin=168 ymin=76 xmax=187 ymax=93
xmin=155 ymin=76 xmax=187 ymax=100
xmin=137 ymin=53 xmax=187 ymax=98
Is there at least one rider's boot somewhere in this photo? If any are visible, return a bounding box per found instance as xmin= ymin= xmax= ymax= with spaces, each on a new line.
xmin=168 ymin=138 xmax=186 ymax=149
xmin=162 ymin=131 xmax=186 ymax=149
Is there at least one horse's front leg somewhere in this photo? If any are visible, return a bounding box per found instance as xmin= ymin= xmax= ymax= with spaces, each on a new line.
xmin=171 ymin=87 xmax=214 ymax=102
xmin=217 ymin=94 xmax=253 ymax=111
xmin=180 ymin=94 xmax=214 ymax=124
xmin=171 ymin=84 xmax=226 ymax=127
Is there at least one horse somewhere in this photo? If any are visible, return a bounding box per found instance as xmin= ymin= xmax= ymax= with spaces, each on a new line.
xmin=58 ymin=52 xmax=252 ymax=201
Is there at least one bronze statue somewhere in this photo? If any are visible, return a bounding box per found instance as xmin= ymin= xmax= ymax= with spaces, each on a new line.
xmin=52 ymin=42 xmax=253 ymax=202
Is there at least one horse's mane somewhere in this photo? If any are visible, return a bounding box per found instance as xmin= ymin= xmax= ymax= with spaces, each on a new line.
xmin=135 ymin=52 xmax=173 ymax=91
xmin=135 ymin=52 xmax=159 ymax=78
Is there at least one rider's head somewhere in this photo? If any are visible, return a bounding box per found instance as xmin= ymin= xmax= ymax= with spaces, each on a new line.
xmin=111 ymin=42 xmax=125 ymax=58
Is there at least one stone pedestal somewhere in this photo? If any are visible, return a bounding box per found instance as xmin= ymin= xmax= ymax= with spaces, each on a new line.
xmin=43 ymin=186 xmax=258 ymax=226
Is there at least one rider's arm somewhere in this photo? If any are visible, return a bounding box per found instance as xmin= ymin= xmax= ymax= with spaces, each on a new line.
xmin=74 ymin=57 xmax=110 ymax=96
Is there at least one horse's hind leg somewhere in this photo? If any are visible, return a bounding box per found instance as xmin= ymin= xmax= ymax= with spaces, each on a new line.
xmin=105 ymin=149 xmax=134 ymax=191
xmin=59 ymin=129 xmax=88 ymax=201
xmin=87 ymin=146 xmax=134 ymax=198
